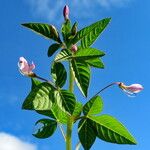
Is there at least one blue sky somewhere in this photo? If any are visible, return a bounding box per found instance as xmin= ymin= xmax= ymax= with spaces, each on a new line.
xmin=0 ymin=0 xmax=149 ymax=150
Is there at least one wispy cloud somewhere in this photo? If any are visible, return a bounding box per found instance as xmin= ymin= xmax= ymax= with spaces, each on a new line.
xmin=0 ymin=132 xmax=37 ymax=150
xmin=25 ymin=0 xmax=132 ymax=22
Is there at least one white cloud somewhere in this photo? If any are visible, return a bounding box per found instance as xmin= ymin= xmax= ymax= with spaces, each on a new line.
xmin=0 ymin=132 xmax=37 ymax=150
xmin=25 ymin=0 xmax=132 ymax=22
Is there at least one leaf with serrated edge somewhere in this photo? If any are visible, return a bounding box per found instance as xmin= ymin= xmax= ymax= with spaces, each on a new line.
xmin=51 ymin=62 xmax=67 ymax=88
xmin=78 ymin=119 xmax=96 ymax=150
xmin=83 ymin=96 xmax=103 ymax=115
xmin=33 ymin=119 xmax=57 ymax=139
xmin=71 ymin=59 xmax=90 ymax=97
xmin=89 ymin=115 xmax=137 ymax=145
xmin=22 ymin=82 xmax=54 ymax=110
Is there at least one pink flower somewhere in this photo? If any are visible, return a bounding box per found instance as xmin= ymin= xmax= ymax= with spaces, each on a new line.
xmin=71 ymin=44 xmax=78 ymax=52
xmin=18 ymin=57 xmax=36 ymax=77
xmin=118 ymin=82 xmax=143 ymax=96
xmin=63 ymin=5 xmax=69 ymax=20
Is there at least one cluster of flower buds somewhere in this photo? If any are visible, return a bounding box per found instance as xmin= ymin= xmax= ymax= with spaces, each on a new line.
xmin=63 ymin=5 xmax=69 ymax=20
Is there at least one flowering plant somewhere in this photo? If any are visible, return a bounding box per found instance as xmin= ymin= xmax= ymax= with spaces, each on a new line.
xmin=19 ymin=5 xmax=143 ymax=150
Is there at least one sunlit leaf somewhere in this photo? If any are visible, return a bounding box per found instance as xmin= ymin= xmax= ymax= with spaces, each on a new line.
xmin=22 ymin=82 xmax=55 ymax=110
xmin=83 ymin=96 xmax=103 ymax=115
xmin=89 ymin=115 xmax=137 ymax=145
xmin=72 ymin=18 xmax=111 ymax=48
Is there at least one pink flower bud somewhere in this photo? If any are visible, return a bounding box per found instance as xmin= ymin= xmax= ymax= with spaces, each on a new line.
xmin=71 ymin=44 xmax=78 ymax=52
xmin=63 ymin=5 xmax=69 ymax=20
xmin=118 ymin=82 xmax=143 ymax=96
xmin=18 ymin=57 xmax=36 ymax=77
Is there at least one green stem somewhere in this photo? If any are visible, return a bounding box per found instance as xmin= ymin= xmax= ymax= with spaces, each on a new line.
xmin=69 ymin=61 xmax=74 ymax=92
xmin=66 ymin=117 xmax=73 ymax=150
xmin=66 ymin=61 xmax=74 ymax=150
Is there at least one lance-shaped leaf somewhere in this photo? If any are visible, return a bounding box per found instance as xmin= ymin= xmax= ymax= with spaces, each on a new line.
xmin=72 ymin=18 xmax=111 ymax=48
xmin=78 ymin=119 xmax=96 ymax=150
xmin=85 ymin=58 xmax=104 ymax=68
xmin=75 ymin=47 xmax=105 ymax=60
xmin=22 ymin=82 xmax=54 ymax=110
xmin=89 ymin=115 xmax=137 ymax=145
xmin=83 ymin=96 xmax=103 ymax=116
xmin=55 ymin=89 xmax=76 ymax=115
xmin=71 ymin=59 xmax=90 ymax=97
xmin=55 ymin=49 xmax=71 ymax=62
xmin=21 ymin=23 xmax=61 ymax=43
xmin=55 ymin=47 xmax=105 ymax=63
xmin=51 ymin=62 xmax=67 ymax=88
xmin=47 ymin=43 xmax=61 ymax=57
xmin=33 ymin=119 xmax=57 ymax=139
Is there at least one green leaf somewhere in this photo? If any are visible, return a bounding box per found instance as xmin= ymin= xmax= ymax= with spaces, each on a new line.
xmin=85 ymin=58 xmax=104 ymax=68
xmin=55 ymin=47 xmax=105 ymax=64
xmin=21 ymin=23 xmax=61 ymax=43
xmin=78 ymin=119 xmax=96 ymax=150
xmin=22 ymin=82 xmax=54 ymax=110
xmin=89 ymin=115 xmax=137 ymax=145
xmin=33 ymin=119 xmax=57 ymax=139
xmin=51 ymin=62 xmax=67 ymax=88
xmin=83 ymin=96 xmax=103 ymax=115
xmin=37 ymin=103 xmax=69 ymax=124
xmin=49 ymin=103 xmax=69 ymax=124
xmin=72 ymin=18 xmax=111 ymax=48
xmin=47 ymin=43 xmax=61 ymax=57
xmin=31 ymin=78 xmax=41 ymax=90
xmin=55 ymin=49 xmax=71 ymax=62
xmin=75 ymin=47 xmax=105 ymax=60
xmin=72 ymin=102 xmax=83 ymax=118
xmin=71 ymin=59 xmax=90 ymax=97
xmin=71 ymin=22 xmax=78 ymax=37
xmin=61 ymin=19 xmax=71 ymax=42
xmin=55 ymin=89 xmax=76 ymax=115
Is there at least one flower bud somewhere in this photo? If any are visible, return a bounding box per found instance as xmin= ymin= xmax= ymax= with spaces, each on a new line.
xmin=63 ymin=5 xmax=69 ymax=20
xmin=71 ymin=44 xmax=78 ymax=52
xmin=18 ymin=57 xmax=36 ymax=77
xmin=118 ymin=82 xmax=143 ymax=96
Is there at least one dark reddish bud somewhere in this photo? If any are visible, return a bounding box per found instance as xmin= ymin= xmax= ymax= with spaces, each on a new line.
xmin=63 ymin=5 xmax=69 ymax=20
xmin=71 ymin=44 xmax=78 ymax=52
